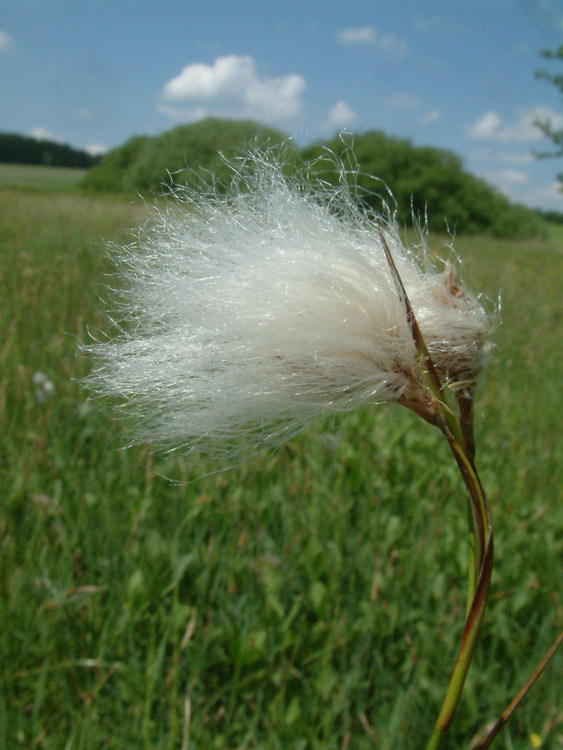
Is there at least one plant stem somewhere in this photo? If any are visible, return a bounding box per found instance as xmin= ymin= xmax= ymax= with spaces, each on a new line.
xmin=465 ymin=505 xmax=477 ymax=618
xmin=379 ymin=230 xmax=495 ymax=748
xmin=424 ymin=426 xmax=494 ymax=750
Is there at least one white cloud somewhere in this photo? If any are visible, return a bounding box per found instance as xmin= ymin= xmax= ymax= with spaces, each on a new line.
xmin=520 ymin=182 xmax=562 ymax=211
xmin=468 ymin=148 xmax=536 ymax=166
xmin=30 ymin=127 xmax=61 ymax=142
xmin=487 ymin=173 xmax=562 ymax=211
xmin=0 ymin=30 xmax=14 ymax=52
xmin=336 ymin=26 xmax=407 ymax=57
xmin=465 ymin=110 xmax=503 ymax=139
xmin=336 ymin=26 xmax=377 ymax=44
xmin=411 ymin=15 xmax=461 ymax=33
xmin=77 ymin=108 xmax=93 ymax=121
xmin=158 ymin=103 xmax=209 ymax=121
xmin=469 ymin=144 xmax=562 ymax=211
xmin=412 ymin=15 xmax=442 ymax=31
xmin=499 ymin=168 xmax=528 ymax=185
xmin=85 ymin=143 xmax=107 ymax=156
xmin=518 ymin=0 xmax=563 ymax=36
xmin=323 ymin=100 xmax=357 ymax=131
xmin=533 ymin=106 xmax=563 ymax=135
xmin=473 ymin=168 xmax=529 ymax=205
xmin=160 ymin=55 xmax=306 ymax=126
xmin=420 ymin=108 xmax=440 ymax=125
xmin=497 ymin=151 xmax=535 ymax=165
xmin=383 ymin=92 xmax=421 ymax=109
xmin=511 ymin=42 xmax=530 ymax=56
xmin=467 ymin=147 xmax=493 ymax=161
xmin=465 ymin=107 xmax=563 ymax=143
xmin=381 ymin=93 xmax=439 ymax=125
xmin=376 ymin=32 xmax=407 ymax=58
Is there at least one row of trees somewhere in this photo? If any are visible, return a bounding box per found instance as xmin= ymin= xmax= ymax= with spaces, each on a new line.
xmin=82 ymin=118 xmax=544 ymax=238
xmin=81 ymin=119 xmax=288 ymax=194
xmin=301 ymin=133 xmax=542 ymax=238
xmin=0 ymin=132 xmax=99 ymax=168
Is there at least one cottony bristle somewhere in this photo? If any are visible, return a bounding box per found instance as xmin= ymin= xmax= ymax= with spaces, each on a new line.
xmin=85 ymin=149 xmax=490 ymax=456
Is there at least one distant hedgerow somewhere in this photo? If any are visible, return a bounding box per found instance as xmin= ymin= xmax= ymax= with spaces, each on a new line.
xmin=82 ymin=120 xmax=544 ymax=239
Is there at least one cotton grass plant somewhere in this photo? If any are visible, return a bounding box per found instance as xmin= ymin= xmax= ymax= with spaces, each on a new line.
xmin=87 ymin=151 xmax=488 ymax=456
xmin=86 ymin=148 xmax=561 ymax=748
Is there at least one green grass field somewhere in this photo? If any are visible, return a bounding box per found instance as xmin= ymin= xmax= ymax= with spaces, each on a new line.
xmin=0 ymin=163 xmax=87 ymax=190
xmin=0 ymin=174 xmax=561 ymax=750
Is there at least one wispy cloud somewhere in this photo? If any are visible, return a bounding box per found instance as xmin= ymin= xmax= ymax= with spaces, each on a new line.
xmin=322 ymin=100 xmax=357 ymax=131
xmin=382 ymin=92 xmax=440 ymax=126
xmin=383 ymin=92 xmax=421 ymax=109
xmin=159 ymin=55 xmax=306 ymax=126
xmin=473 ymin=168 xmax=529 ymax=204
xmin=411 ymin=15 xmax=461 ymax=34
xmin=498 ymin=168 xmax=528 ymax=185
xmin=0 ymin=30 xmax=14 ymax=53
xmin=411 ymin=15 xmax=442 ymax=32
xmin=30 ymin=126 xmax=61 ymax=142
xmin=470 ymin=164 xmax=562 ymax=211
xmin=85 ymin=143 xmax=107 ymax=156
xmin=336 ymin=25 xmax=407 ymax=58
xmin=518 ymin=0 xmax=563 ymax=36
xmin=335 ymin=26 xmax=376 ymax=45
xmin=469 ymin=147 xmax=533 ymax=161
xmin=420 ymin=108 xmax=440 ymax=125
xmin=465 ymin=107 xmax=563 ymax=143
xmin=465 ymin=111 xmax=503 ymax=140
xmin=497 ymin=151 xmax=535 ymax=165
xmin=520 ymin=182 xmax=563 ymax=210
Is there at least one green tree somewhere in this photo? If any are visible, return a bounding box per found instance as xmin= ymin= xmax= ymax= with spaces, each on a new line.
xmin=0 ymin=131 xmax=99 ymax=168
xmin=534 ymin=44 xmax=563 ymax=186
xmin=83 ymin=118 xmax=292 ymax=194
xmin=301 ymin=131 xmax=543 ymax=237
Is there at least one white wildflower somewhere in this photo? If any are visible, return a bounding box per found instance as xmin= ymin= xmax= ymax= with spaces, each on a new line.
xmin=86 ymin=151 xmax=489 ymax=455
xmin=33 ymin=371 xmax=55 ymax=403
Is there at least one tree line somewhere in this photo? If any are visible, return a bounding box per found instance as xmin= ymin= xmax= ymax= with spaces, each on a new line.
xmin=0 ymin=132 xmax=100 ymax=168
xmin=82 ymin=118 xmax=544 ymax=238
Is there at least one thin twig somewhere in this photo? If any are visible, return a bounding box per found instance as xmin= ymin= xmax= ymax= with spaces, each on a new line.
xmin=470 ymin=630 xmax=563 ymax=750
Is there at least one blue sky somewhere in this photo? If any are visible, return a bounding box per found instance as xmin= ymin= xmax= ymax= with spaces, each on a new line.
xmin=1 ymin=0 xmax=562 ymax=210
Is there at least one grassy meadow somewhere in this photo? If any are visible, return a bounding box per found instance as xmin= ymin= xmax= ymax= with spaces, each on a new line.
xmin=0 ymin=163 xmax=88 ymax=191
xmin=0 ymin=174 xmax=562 ymax=750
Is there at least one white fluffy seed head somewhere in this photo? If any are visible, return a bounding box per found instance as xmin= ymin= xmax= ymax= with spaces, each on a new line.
xmin=86 ymin=149 xmax=490 ymax=456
